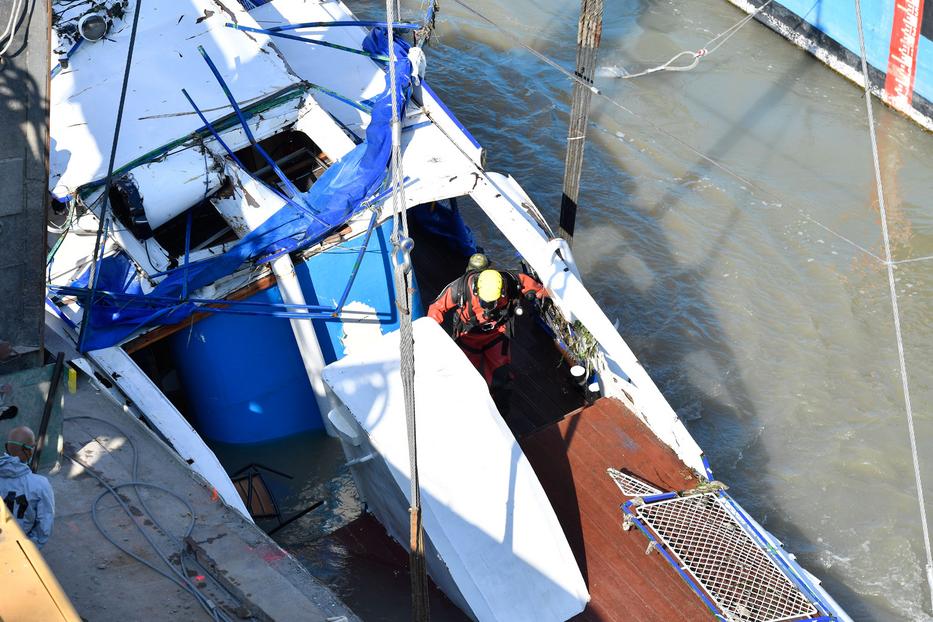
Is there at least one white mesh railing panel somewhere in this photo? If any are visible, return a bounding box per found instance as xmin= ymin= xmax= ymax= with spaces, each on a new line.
xmin=635 ymin=493 xmax=818 ymax=622
xmin=607 ymin=468 xmax=661 ymax=497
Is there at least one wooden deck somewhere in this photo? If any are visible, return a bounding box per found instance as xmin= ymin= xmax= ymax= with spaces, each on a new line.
xmin=520 ymin=397 xmax=714 ymax=622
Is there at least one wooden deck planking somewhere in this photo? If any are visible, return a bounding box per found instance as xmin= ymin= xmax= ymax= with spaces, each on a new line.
xmin=520 ymin=397 xmax=714 ymax=622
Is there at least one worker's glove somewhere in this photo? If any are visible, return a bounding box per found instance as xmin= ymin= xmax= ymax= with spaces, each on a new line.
xmin=540 ymin=296 xmax=553 ymax=315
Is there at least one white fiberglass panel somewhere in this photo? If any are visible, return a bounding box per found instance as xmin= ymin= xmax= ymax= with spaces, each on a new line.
xmin=323 ymin=318 xmax=589 ymax=622
xmin=249 ymin=0 xmax=386 ymax=133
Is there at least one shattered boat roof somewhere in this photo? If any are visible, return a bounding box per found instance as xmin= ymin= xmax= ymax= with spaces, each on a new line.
xmin=50 ymin=0 xmax=299 ymax=196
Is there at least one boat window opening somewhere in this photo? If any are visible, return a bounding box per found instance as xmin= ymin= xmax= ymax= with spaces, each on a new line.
xmin=130 ymin=338 xmax=194 ymax=420
xmin=233 ymin=130 xmax=331 ymax=194
xmin=150 ymin=190 xmax=239 ymax=259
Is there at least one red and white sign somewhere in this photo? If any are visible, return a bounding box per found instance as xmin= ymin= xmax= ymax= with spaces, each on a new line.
xmin=885 ymin=0 xmax=926 ymax=106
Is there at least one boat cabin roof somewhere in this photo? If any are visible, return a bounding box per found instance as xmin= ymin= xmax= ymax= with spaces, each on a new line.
xmin=49 ymin=0 xmax=297 ymax=196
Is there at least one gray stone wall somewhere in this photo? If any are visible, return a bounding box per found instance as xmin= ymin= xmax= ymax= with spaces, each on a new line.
xmin=0 ymin=0 xmax=49 ymax=368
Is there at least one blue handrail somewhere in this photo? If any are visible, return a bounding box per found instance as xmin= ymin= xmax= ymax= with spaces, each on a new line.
xmin=266 ymin=20 xmax=419 ymax=32
xmin=225 ymin=23 xmax=391 ymax=61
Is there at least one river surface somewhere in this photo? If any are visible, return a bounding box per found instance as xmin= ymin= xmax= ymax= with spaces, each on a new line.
xmin=244 ymin=1 xmax=933 ymax=620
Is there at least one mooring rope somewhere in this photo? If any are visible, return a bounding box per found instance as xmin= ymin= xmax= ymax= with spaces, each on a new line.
xmin=853 ymin=0 xmax=933 ymax=609
xmin=607 ymin=0 xmax=774 ymax=80
xmin=385 ymin=2 xmax=430 ymax=618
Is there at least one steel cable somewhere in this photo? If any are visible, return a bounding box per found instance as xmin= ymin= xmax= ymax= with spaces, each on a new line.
xmin=385 ymin=4 xmax=430 ymax=619
xmin=853 ymin=0 xmax=933 ymax=610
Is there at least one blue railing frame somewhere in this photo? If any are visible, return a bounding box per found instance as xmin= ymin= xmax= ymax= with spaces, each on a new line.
xmin=181 ymin=209 xmax=193 ymax=301
xmin=621 ymin=500 xmax=727 ymax=621
xmin=702 ymin=459 xmax=836 ymax=616
xmin=225 ymin=23 xmax=391 ymax=61
xmin=48 ymin=284 xmax=394 ymax=323
xmin=334 ymin=208 xmax=379 ymax=315
xmin=716 ymin=489 xmax=838 ymax=617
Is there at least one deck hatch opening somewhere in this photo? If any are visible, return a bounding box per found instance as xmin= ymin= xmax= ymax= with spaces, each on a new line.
xmin=633 ymin=493 xmax=819 ymax=622
xmin=232 ymin=130 xmax=331 ymax=194
xmin=150 ymin=192 xmax=239 ymax=258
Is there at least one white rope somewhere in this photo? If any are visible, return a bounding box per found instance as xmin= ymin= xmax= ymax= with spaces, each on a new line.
xmin=854 ymin=0 xmax=933 ymax=610
xmin=0 ymin=0 xmax=24 ymax=57
xmin=704 ymin=0 xmax=775 ymax=56
xmin=609 ymin=50 xmax=703 ymax=80
xmin=892 ymin=253 xmax=933 ymax=265
xmin=605 ymin=0 xmax=773 ymax=80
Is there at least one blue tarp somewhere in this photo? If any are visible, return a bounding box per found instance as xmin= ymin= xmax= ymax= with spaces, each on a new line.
xmin=74 ymin=28 xmax=412 ymax=351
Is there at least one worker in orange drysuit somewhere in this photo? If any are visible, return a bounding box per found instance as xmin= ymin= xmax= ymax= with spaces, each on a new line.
xmin=427 ymin=266 xmax=549 ymax=415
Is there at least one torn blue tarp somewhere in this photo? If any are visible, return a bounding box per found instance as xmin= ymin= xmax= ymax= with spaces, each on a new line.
xmin=72 ymin=28 xmax=412 ymax=351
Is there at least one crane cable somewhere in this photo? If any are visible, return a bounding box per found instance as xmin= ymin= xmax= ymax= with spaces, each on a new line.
xmin=385 ymin=1 xmax=431 ymax=618
xmin=853 ymin=0 xmax=933 ymax=609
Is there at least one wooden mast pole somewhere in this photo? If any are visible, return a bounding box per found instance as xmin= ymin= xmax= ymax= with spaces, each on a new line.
xmin=558 ymin=0 xmax=603 ymax=247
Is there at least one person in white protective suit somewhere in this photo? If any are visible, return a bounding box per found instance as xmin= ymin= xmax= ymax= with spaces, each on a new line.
xmin=0 ymin=426 xmax=55 ymax=548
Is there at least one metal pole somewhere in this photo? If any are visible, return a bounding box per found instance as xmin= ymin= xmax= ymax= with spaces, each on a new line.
xmin=77 ymin=0 xmax=144 ymax=353
xmin=31 ymin=352 xmax=64 ymax=473
xmin=557 ymin=0 xmax=603 ymax=247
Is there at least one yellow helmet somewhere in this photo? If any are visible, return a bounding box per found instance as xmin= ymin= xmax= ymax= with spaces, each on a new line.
xmin=476 ymin=269 xmax=504 ymax=303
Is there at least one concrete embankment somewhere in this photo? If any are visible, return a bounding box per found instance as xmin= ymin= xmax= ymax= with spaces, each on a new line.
xmin=43 ymin=368 xmax=359 ymax=622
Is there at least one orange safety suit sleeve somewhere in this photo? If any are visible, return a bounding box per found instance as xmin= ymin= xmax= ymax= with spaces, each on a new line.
xmin=517 ymin=273 xmax=546 ymax=299
xmin=427 ymin=285 xmax=457 ymax=324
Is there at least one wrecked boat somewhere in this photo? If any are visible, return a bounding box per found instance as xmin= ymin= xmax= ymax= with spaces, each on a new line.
xmin=45 ymin=0 xmax=854 ymax=619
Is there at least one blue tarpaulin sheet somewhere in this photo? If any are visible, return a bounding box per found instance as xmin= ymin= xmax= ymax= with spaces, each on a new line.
xmin=74 ymin=29 xmax=412 ymax=351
